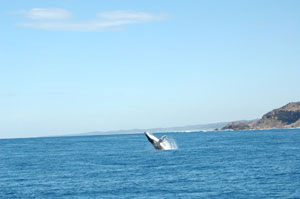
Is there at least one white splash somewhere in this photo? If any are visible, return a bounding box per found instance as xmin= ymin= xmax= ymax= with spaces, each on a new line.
xmin=161 ymin=136 xmax=178 ymax=150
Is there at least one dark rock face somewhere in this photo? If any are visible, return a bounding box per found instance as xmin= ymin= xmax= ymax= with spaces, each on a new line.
xmin=262 ymin=110 xmax=300 ymax=124
xmin=221 ymin=121 xmax=250 ymax=130
xmin=222 ymin=102 xmax=300 ymax=130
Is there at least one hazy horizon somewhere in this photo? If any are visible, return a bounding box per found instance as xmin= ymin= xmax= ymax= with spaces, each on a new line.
xmin=1 ymin=0 xmax=300 ymax=138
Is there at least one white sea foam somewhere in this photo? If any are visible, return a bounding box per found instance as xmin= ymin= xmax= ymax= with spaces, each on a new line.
xmin=161 ymin=136 xmax=178 ymax=150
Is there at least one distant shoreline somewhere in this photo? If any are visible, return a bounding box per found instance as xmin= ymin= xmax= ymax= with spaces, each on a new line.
xmin=2 ymin=102 xmax=299 ymax=140
xmin=2 ymin=126 xmax=300 ymax=140
xmin=222 ymin=102 xmax=300 ymax=131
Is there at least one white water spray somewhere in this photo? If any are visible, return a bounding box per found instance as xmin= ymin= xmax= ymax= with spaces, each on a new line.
xmin=160 ymin=136 xmax=178 ymax=150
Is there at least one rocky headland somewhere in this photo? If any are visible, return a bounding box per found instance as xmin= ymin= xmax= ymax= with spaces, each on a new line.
xmin=222 ymin=102 xmax=300 ymax=130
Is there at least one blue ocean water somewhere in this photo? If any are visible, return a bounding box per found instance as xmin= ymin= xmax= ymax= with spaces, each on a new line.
xmin=1 ymin=129 xmax=300 ymax=199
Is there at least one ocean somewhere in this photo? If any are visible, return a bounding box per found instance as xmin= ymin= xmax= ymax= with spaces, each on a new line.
xmin=1 ymin=129 xmax=300 ymax=198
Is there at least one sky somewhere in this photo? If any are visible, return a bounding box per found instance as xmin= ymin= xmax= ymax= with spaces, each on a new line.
xmin=1 ymin=0 xmax=300 ymax=138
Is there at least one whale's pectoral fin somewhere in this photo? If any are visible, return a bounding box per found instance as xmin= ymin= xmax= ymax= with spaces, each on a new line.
xmin=145 ymin=134 xmax=155 ymax=144
xmin=159 ymin=136 xmax=166 ymax=143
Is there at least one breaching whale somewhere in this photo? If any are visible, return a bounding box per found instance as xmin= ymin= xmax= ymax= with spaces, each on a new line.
xmin=144 ymin=131 xmax=167 ymax=150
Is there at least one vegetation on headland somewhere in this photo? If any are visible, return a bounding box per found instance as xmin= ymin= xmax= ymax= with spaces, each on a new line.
xmin=222 ymin=102 xmax=300 ymax=130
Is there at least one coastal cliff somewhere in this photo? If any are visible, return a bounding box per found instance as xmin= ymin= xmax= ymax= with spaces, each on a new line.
xmin=222 ymin=102 xmax=300 ymax=130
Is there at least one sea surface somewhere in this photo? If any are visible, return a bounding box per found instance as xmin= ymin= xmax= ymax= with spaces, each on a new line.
xmin=1 ymin=129 xmax=300 ymax=198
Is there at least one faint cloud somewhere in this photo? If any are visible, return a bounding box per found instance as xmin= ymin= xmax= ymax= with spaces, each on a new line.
xmin=24 ymin=8 xmax=73 ymax=20
xmin=13 ymin=8 xmax=167 ymax=31
xmin=97 ymin=10 xmax=163 ymax=21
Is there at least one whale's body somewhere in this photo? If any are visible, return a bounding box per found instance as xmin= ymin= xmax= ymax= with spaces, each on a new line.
xmin=144 ymin=132 xmax=167 ymax=150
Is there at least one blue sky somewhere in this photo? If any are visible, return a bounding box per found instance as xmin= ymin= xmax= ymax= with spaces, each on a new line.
xmin=1 ymin=0 xmax=300 ymax=138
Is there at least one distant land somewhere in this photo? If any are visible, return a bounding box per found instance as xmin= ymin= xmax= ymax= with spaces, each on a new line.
xmin=70 ymin=102 xmax=300 ymax=137
xmin=222 ymin=102 xmax=300 ymax=130
xmin=72 ymin=122 xmax=229 ymax=136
